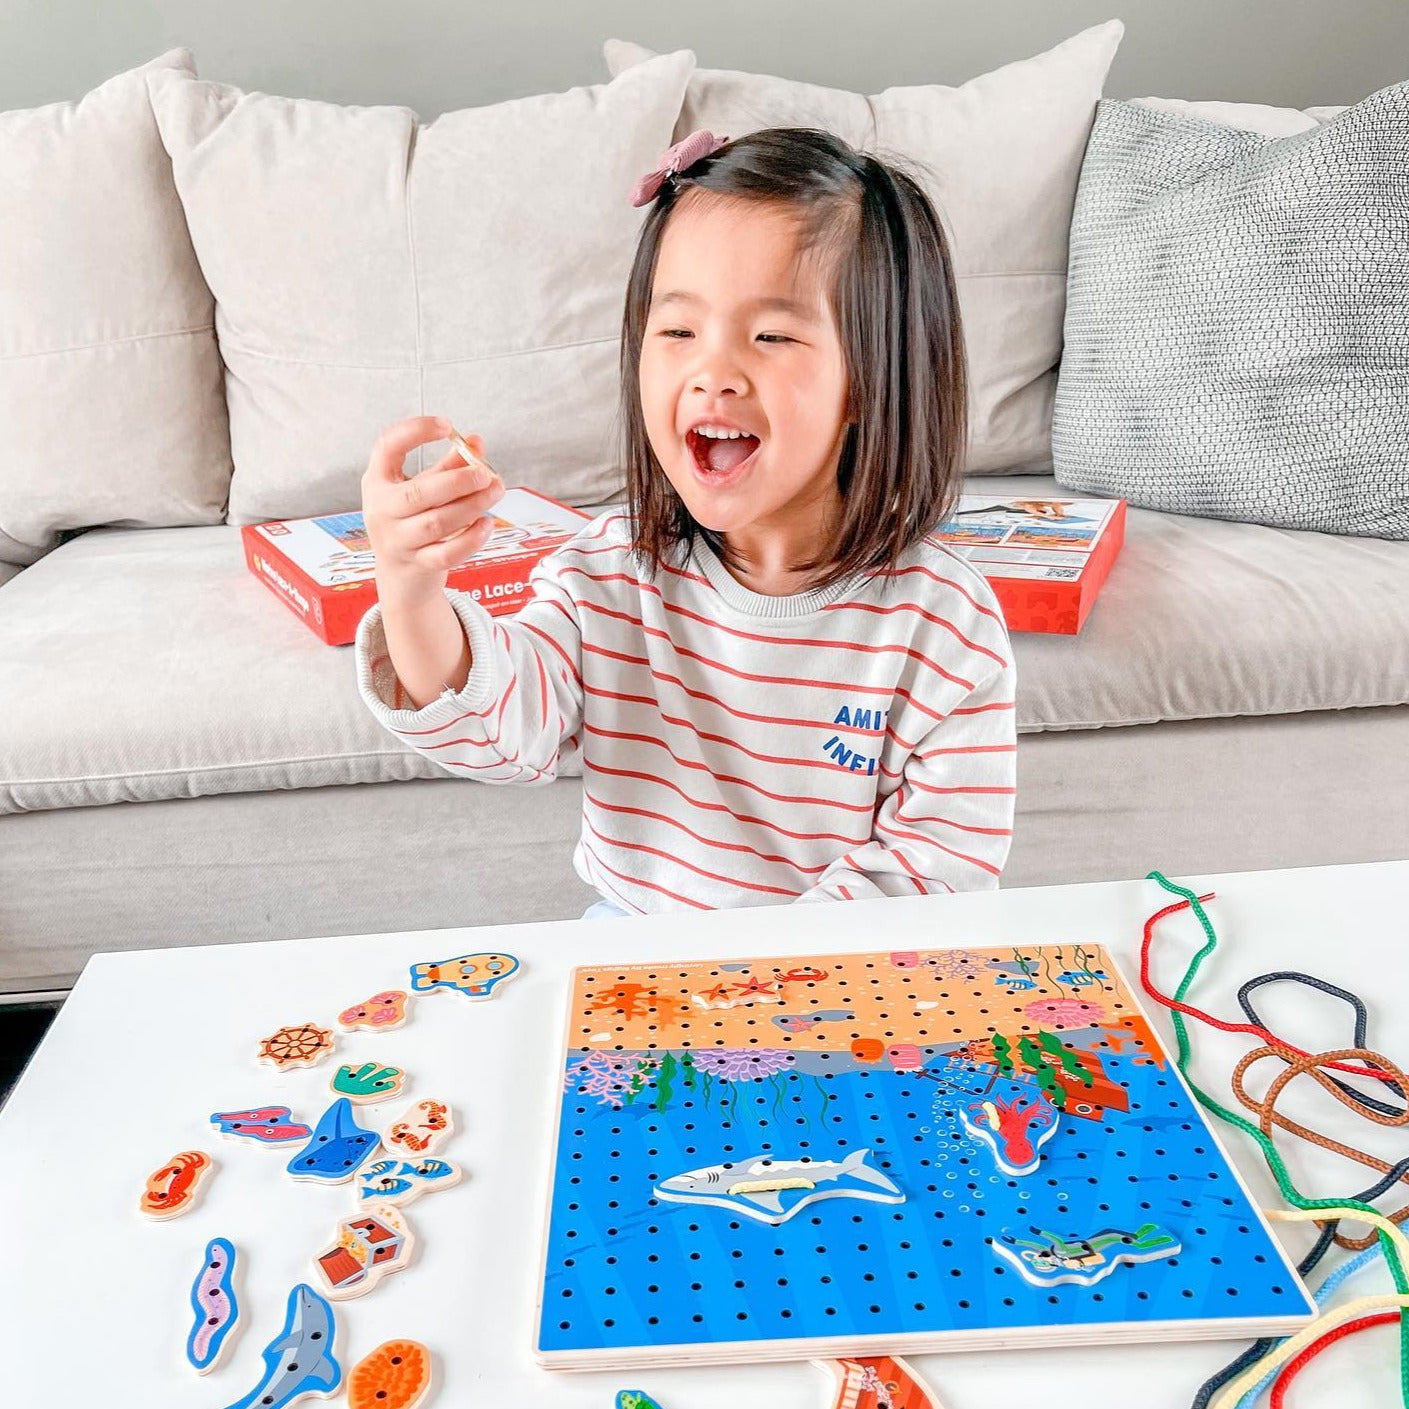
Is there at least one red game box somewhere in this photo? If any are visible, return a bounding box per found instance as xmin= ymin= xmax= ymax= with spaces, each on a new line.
xmin=241 ymin=487 xmax=591 ymax=646
xmin=933 ymin=495 xmax=1127 ymax=634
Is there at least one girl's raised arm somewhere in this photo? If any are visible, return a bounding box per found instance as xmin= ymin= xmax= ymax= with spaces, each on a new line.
xmin=355 ymin=547 xmax=588 ymax=788
xmin=360 ymin=415 xmax=505 ymax=709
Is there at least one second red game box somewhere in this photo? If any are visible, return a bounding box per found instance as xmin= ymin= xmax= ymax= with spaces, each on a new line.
xmin=933 ymin=495 xmax=1127 ymax=634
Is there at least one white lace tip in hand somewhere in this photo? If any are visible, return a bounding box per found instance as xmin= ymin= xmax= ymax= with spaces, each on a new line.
xmin=448 ymin=424 xmax=496 ymax=479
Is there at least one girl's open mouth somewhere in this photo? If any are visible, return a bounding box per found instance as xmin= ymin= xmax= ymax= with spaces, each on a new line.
xmin=687 ymin=428 xmax=762 ymax=484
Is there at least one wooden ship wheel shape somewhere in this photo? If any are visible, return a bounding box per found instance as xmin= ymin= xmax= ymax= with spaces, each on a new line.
xmin=258 ymin=1021 xmax=335 ymax=1069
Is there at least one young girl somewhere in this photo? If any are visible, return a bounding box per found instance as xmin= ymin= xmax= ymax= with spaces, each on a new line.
xmin=355 ymin=127 xmax=1016 ymax=915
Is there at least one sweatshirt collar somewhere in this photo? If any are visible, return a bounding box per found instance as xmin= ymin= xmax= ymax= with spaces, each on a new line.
xmin=690 ymin=534 xmax=858 ymax=620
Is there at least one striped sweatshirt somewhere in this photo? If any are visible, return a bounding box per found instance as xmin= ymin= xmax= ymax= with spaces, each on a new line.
xmin=355 ymin=512 xmax=1017 ymax=912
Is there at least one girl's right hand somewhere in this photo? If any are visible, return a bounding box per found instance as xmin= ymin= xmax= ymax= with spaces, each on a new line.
xmin=361 ymin=415 xmax=505 ymax=604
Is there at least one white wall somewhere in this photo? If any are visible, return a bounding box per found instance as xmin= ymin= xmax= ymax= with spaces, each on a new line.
xmin=1 ymin=0 xmax=1404 ymax=115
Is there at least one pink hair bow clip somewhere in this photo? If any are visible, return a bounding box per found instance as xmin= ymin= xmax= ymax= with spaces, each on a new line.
xmin=629 ymin=129 xmax=729 ymax=207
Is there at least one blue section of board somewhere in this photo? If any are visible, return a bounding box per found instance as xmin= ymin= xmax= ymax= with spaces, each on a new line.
xmin=541 ymin=1047 xmax=1302 ymax=1355
xmin=311 ymin=512 xmax=364 ymax=541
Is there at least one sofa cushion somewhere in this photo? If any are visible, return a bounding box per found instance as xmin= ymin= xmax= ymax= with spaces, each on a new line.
xmin=1054 ymin=86 xmax=1409 ymax=539
xmin=1133 ymin=98 xmax=1347 ymax=137
xmin=2 ymin=476 xmax=1407 ymax=814
xmin=1002 ymin=477 xmax=1409 ymax=730
xmin=0 ymin=50 xmax=232 ymax=568
xmin=145 ymin=51 xmax=695 ymax=525
xmin=604 ymin=23 xmax=1124 ymax=478
xmin=0 ymin=525 xmax=438 ymax=813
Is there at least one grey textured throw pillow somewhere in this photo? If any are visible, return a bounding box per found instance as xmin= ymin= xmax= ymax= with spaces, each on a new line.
xmin=1053 ymin=85 xmax=1409 ymax=539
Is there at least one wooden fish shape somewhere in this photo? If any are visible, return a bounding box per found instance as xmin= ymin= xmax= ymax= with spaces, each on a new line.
xmin=356 ymin=1156 xmax=462 ymax=1206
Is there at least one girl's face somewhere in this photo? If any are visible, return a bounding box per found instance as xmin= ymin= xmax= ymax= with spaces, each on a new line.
xmin=639 ymin=192 xmax=851 ymax=581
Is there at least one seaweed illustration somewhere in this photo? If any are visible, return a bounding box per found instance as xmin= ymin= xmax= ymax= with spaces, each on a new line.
xmin=684 ymin=1047 xmax=834 ymax=1132
xmin=652 ymin=1052 xmax=679 ymax=1112
xmin=623 ymin=1056 xmax=654 ymax=1106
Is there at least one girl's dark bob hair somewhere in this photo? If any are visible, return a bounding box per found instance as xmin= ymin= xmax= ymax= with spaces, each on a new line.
xmin=619 ymin=127 xmax=967 ymax=590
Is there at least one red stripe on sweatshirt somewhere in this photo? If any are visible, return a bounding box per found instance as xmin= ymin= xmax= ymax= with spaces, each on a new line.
xmin=874 ymin=816 xmax=1003 ymax=878
xmin=587 ymin=690 xmax=1012 ymax=766
xmin=584 ymin=818 xmax=801 ymax=897
xmin=533 ymin=649 xmax=548 ymax=727
xmin=892 ymin=803 xmax=1015 ymax=838
xmin=580 ymin=840 xmax=713 ymax=910
xmin=586 ymin=790 xmax=827 ymax=877
xmin=521 ymin=616 xmax=583 ymax=689
xmin=554 ymin=536 xmax=1004 ymax=651
xmin=585 ymin=759 xmax=869 ymax=846
xmin=559 ymin=538 xmax=713 ymax=590
xmin=408 ymin=677 xmax=520 ymax=753
xmin=574 ymin=848 xmax=642 ymax=913
xmin=558 ymin=567 xmax=991 ymax=685
xmin=589 ymin=718 xmax=878 ymax=776
xmin=399 ymin=680 xmax=559 ymax=781
xmin=582 ymin=680 xmax=917 ymax=745
xmin=389 ymin=681 xmax=501 ymax=737
xmin=886 ymin=558 xmax=1008 ymax=626
xmin=949 ymin=699 xmax=1017 ymax=717
xmin=582 ymin=723 xmax=875 ymax=814
xmin=440 ymin=753 xmax=548 ymax=784
xmin=587 ymin=613 xmax=975 ymax=695
xmin=888 ymin=846 xmax=933 ymax=893
xmin=554 ymin=514 xmax=628 ymax=551
xmin=905 ymin=777 xmax=1017 ymax=798
xmin=582 ymin=642 xmax=961 ymax=729
xmin=916 ymin=743 xmax=1018 ymax=761
xmin=822 ymin=598 xmax=1009 ymax=668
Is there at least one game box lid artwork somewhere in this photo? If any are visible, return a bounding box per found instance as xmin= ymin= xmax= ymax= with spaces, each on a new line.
xmin=933 ymin=496 xmax=1127 ymax=634
xmin=536 ymin=943 xmax=1314 ymax=1370
xmin=241 ymin=487 xmax=590 ymax=645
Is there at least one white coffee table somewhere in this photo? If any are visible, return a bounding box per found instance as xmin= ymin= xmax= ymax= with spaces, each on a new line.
xmin=2 ymin=860 xmax=1404 ymax=1407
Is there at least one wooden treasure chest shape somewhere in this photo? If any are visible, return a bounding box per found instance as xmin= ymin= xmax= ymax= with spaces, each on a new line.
xmin=314 ymin=1204 xmax=410 ymax=1298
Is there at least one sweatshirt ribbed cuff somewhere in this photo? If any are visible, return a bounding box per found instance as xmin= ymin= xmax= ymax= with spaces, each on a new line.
xmin=354 ymin=588 xmax=503 ymax=733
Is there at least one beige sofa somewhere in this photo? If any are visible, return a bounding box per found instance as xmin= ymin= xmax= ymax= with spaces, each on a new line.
xmin=2 ymin=30 xmax=1406 ymax=995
